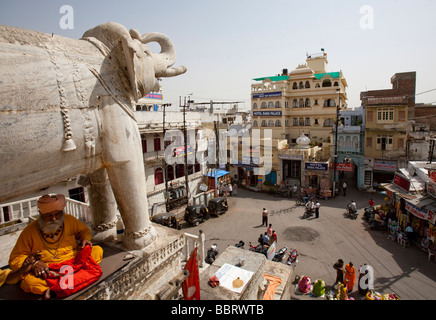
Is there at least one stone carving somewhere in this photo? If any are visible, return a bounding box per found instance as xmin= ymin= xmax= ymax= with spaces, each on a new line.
xmin=0 ymin=22 xmax=186 ymax=250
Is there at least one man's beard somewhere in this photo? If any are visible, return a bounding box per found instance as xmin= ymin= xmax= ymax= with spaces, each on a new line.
xmin=38 ymin=214 xmax=64 ymax=234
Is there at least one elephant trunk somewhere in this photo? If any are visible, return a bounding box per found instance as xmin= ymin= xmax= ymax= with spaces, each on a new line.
xmin=129 ymin=30 xmax=186 ymax=78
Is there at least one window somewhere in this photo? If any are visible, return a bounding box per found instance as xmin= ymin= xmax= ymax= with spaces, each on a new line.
xmin=268 ymin=120 xmax=274 ymax=127
xmin=398 ymin=138 xmax=404 ymax=150
xmin=293 ymin=118 xmax=298 ymax=126
xmin=322 ymin=79 xmax=332 ymax=87
xmin=314 ymin=99 xmax=319 ymax=105
xmin=399 ymin=110 xmax=406 ymax=121
xmin=299 ymin=117 xmax=304 ymax=126
xmin=377 ymin=108 xmax=394 ymax=123
xmin=323 ymin=118 xmax=334 ymax=127
xmin=275 ymin=101 xmax=281 ymax=108
xmin=253 ymin=103 xmax=258 ymax=109
xmin=167 ymin=165 xmax=174 ymax=181
xmin=275 ymin=120 xmax=281 ymax=127
xmin=305 ymin=117 xmax=311 ymax=126
xmin=305 ymin=98 xmax=311 ymax=107
xmin=292 ymin=82 xmax=298 ymax=89
xmin=324 ymin=99 xmax=336 ymax=107
xmin=154 ymin=137 xmax=161 ymax=151
xmin=268 ymin=101 xmax=274 ymax=108
xmin=333 ymin=81 xmax=339 ymax=87
xmin=292 ymin=99 xmax=298 ymax=108
xmin=141 ymin=135 xmax=147 ymax=153
xmin=305 ymin=81 xmax=310 ymax=88
xmin=376 ymin=135 xmax=393 ymax=150
xmin=176 ymin=164 xmax=185 ymax=178
xmin=285 ymin=119 xmax=290 ymax=127
xmin=314 ymin=119 xmax=319 ymax=125
xmin=285 ymin=101 xmax=289 ymax=108
xmin=299 ymin=98 xmax=304 ymax=108
xmin=261 ymin=120 xmax=267 ymax=127
xmin=261 ymin=102 xmax=267 ymax=109
xmin=367 ymin=111 xmax=373 ymax=122
xmin=299 ymin=82 xmax=304 ymax=89
xmin=366 ymin=137 xmax=372 ymax=148
xmin=253 ymin=120 xmax=258 ymax=127
xmin=155 ymin=168 xmax=164 ymax=185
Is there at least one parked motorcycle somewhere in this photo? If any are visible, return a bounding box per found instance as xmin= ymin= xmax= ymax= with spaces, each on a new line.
xmin=364 ymin=206 xmax=375 ymax=222
xmin=346 ymin=202 xmax=358 ymax=219
xmin=286 ymin=249 xmax=299 ymax=267
xmin=235 ymin=240 xmax=245 ymax=249
xmin=296 ymin=197 xmax=306 ymax=206
xmin=249 ymin=241 xmax=268 ymax=254
xmin=205 ymin=244 xmax=219 ymax=264
xmin=272 ymin=246 xmax=288 ymax=262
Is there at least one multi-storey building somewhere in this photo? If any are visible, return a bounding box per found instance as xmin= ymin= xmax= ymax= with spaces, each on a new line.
xmin=360 ymin=72 xmax=416 ymax=188
xmin=250 ymin=51 xmax=347 ymax=191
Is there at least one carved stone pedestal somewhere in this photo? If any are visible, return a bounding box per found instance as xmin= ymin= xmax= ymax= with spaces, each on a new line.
xmin=75 ymin=223 xmax=185 ymax=300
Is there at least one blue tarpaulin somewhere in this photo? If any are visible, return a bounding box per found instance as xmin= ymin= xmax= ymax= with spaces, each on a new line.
xmin=205 ymin=170 xmax=230 ymax=178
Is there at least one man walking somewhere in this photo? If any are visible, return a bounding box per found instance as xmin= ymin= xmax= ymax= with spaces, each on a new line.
xmin=315 ymin=200 xmax=321 ymax=219
xmin=342 ymin=182 xmax=347 ymax=196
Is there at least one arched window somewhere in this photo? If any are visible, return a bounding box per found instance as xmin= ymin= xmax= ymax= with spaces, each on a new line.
xmin=292 ymin=82 xmax=298 ymax=89
xmin=338 ymin=136 xmax=344 ymax=148
xmin=292 ymin=99 xmax=298 ymax=108
xmin=268 ymin=101 xmax=274 ymax=108
xmin=305 ymin=98 xmax=311 ymax=107
xmin=275 ymin=120 xmax=281 ymax=127
xmin=253 ymin=103 xmax=258 ymax=109
xmin=253 ymin=120 xmax=258 ymax=127
xmin=299 ymin=81 xmax=304 ymax=89
xmin=352 ymin=136 xmax=359 ymax=149
xmin=322 ymin=79 xmax=332 ymax=87
xmin=261 ymin=102 xmax=267 ymax=109
xmin=275 ymin=101 xmax=281 ymax=108
xmin=324 ymin=99 xmax=336 ymax=107
xmin=305 ymin=81 xmax=311 ymax=88
xmin=334 ymin=81 xmax=339 ymax=87
xmin=195 ymin=162 xmax=201 ymax=172
xmin=261 ymin=120 xmax=267 ymax=127
xmin=323 ymin=118 xmax=334 ymax=127
xmin=345 ymin=136 xmax=351 ymax=149
xmin=268 ymin=120 xmax=275 ymax=127
xmin=299 ymin=98 xmax=304 ymax=108
xmin=155 ymin=168 xmax=164 ymax=185
xmin=305 ymin=117 xmax=311 ymax=126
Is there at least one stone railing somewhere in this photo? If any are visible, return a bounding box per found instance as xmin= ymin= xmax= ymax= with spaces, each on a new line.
xmin=183 ymin=230 xmax=205 ymax=268
xmin=0 ymin=196 xmax=91 ymax=227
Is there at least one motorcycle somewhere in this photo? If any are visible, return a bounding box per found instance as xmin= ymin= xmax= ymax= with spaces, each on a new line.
xmin=364 ymin=207 xmax=375 ymax=222
xmin=286 ymin=249 xmax=299 ymax=267
xmin=296 ymin=197 xmax=306 ymax=206
xmin=235 ymin=240 xmax=245 ymax=249
xmin=205 ymin=244 xmax=219 ymax=264
xmin=249 ymin=241 xmax=268 ymax=254
xmin=346 ymin=203 xmax=358 ymax=219
xmin=303 ymin=207 xmax=315 ymax=219
xmin=272 ymin=246 xmax=288 ymax=262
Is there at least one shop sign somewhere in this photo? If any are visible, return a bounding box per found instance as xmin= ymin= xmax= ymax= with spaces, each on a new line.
xmin=405 ymin=201 xmax=429 ymax=220
xmin=279 ymin=154 xmax=304 ymax=160
xmin=374 ymin=160 xmax=396 ymax=172
xmin=252 ymin=111 xmax=282 ymax=116
xmin=393 ymin=173 xmax=410 ymax=192
xmin=427 ymin=182 xmax=436 ymax=199
xmin=429 ymin=211 xmax=436 ymax=225
xmin=331 ymin=163 xmax=353 ymax=172
xmin=305 ymin=162 xmax=328 ymax=171
xmin=252 ymin=91 xmax=282 ymax=99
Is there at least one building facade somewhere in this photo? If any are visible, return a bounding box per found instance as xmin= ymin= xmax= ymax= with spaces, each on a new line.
xmin=250 ymin=52 xmax=347 ymax=191
xmin=361 ymin=72 xmax=416 ymax=189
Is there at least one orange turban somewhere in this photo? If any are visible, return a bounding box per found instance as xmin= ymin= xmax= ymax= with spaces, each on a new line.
xmin=37 ymin=194 xmax=66 ymax=214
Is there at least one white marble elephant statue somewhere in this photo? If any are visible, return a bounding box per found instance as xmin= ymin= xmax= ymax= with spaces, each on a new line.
xmin=0 ymin=22 xmax=186 ymax=250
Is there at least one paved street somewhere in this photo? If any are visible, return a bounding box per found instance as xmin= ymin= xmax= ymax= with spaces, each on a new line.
xmin=185 ymin=184 xmax=436 ymax=300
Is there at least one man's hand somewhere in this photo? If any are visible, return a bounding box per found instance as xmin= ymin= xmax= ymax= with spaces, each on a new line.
xmin=21 ymin=251 xmax=43 ymax=274
xmin=80 ymin=239 xmax=92 ymax=249
xmin=32 ymin=260 xmax=49 ymax=279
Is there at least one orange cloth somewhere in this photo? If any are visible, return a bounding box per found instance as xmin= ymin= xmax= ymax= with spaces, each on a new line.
xmin=37 ymin=194 xmax=66 ymax=214
xmin=263 ymin=274 xmax=282 ymax=300
xmin=8 ymin=214 xmax=102 ymax=295
xmin=344 ymin=264 xmax=356 ymax=292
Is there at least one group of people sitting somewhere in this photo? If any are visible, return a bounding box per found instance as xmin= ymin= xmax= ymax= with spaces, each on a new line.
xmin=0 ymin=194 xmax=103 ymax=299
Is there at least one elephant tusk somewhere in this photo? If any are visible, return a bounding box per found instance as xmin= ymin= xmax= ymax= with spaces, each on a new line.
xmin=164 ymin=66 xmax=187 ymax=77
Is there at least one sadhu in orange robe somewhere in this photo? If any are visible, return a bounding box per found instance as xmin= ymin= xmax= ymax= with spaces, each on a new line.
xmin=8 ymin=214 xmax=103 ymax=296
xmin=344 ymin=263 xmax=356 ymax=292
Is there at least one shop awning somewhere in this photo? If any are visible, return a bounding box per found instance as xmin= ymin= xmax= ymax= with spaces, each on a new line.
xmin=205 ymin=170 xmax=230 ymax=178
xmin=381 ymin=183 xmax=417 ymax=200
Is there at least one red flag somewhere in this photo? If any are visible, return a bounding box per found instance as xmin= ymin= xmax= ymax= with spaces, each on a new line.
xmin=182 ymin=246 xmax=200 ymax=300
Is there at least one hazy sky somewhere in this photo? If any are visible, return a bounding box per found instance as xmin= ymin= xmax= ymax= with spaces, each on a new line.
xmin=1 ymin=0 xmax=435 ymax=110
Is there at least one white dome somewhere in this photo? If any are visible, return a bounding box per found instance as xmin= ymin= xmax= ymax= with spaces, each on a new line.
xmin=296 ymin=133 xmax=310 ymax=146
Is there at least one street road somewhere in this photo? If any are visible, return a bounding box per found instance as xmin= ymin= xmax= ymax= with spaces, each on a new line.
xmin=185 ymin=184 xmax=436 ymax=300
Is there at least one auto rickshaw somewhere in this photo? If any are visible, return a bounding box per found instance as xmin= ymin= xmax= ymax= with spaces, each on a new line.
xmin=151 ymin=212 xmax=182 ymax=230
xmin=184 ymin=204 xmax=209 ymax=226
xmin=207 ymin=197 xmax=229 ymax=216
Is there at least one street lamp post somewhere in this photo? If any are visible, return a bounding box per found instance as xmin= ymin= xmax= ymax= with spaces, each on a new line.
xmin=333 ymin=89 xmax=341 ymax=197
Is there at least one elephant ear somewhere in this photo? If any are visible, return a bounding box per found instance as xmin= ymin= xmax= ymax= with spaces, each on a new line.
xmin=120 ymin=35 xmax=142 ymax=101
